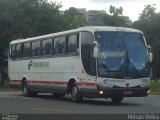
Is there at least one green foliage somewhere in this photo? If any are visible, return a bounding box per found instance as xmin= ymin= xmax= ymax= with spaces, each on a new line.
xmin=133 ymin=5 xmax=160 ymax=77
xmin=103 ymin=5 xmax=130 ymax=27
xmin=109 ymin=5 xmax=123 ymax=16
xmin=70 ymin=16 xmax=87 ymax=28
xmin=63 ymin=7 xmax=87 ymax=29
xmin=103 ymin=15 xmax=129 ymax=27
xmin=150 ymin=81 xmax=160 ymax=92
xmin=0 ymin=80 xmax=20 ymax=90
xmin=0 ymin=0 xmax=63 ymax=45
xmin=0 ymin=0 xmax=88 ymax=84
xmin=0 ymin=0 xmax=86 ymax=84
xmin=139 ymin=5 xmax=156 ymax=21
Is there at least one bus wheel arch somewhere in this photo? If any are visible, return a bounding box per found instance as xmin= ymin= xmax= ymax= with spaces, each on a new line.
xmin=67 ymin=78 xmax=76 ymax=94
xmin=21 ymin=78 xmax=29 ymax=97
xmin=21 ymin=77 xmax=27 ymax=90
xmin=67 ymin=78 xmax=83 ymax=102
xmin=21 ymin=77 xmax=37 ymax=97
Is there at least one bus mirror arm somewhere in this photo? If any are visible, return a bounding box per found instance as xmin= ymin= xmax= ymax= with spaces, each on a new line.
xmin=93 ymin=41 xmax=99 ymax=58
xmin=93 ymin=41 xmax=99 ymax=79
xmin=147 ymin=45 xmax=151 ymax=51
xmin=147 ymin=45 xmax=153 ymax=62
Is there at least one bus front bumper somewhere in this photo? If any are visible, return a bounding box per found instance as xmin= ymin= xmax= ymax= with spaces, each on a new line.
xmin=79 ymin=86 xmax=150 ymax=98
xmin=97 ymin=85 xmax=150 ymax=97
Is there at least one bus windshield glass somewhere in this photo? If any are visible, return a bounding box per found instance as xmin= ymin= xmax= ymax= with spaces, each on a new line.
xmin=95 ymin=32 xmax=148 ymax=71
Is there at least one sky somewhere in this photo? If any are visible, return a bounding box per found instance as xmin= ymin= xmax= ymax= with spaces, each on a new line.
xmin=50 ymin=0 xmax=160 ymax=21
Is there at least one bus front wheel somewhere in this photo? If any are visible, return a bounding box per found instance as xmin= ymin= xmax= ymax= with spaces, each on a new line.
xmin=111 ymin=96 xmax=123 ymax=104
xmin=71 ymin=83 xmax=83 ymax=102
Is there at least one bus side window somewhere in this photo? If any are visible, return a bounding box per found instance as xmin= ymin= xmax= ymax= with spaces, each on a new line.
xmin=54 ymin=36 xmax=66 ymax=55
xmin=22 ymin=42 xmax=31 ymax=58
xmin=42 ymin=39 xmax=52 ymax=56
xmin=35 ymin=41 xmax=41 ymax=56
xmin=11 ymin=45 xmax=16 ymax=59
xmin=67 ymin=34 xmax=79 ymax=54
xmin=31 ymin=42 xmax=36 ymax=57
xmin=46 ymin=39 xmax=52 ymax=55
xmin=81 ymin=32 xmax=96 ymax=76
xmin=31 ymin=41 xmax=41 ymax=57
xmin=42 ymin=40 xmax=47 ymax=56
xmin=16 ymin=44 xmax=22 ymax=59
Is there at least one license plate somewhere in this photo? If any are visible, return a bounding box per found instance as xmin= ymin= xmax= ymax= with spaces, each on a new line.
xmin=124 ymin=91 xmax=133 ymax=95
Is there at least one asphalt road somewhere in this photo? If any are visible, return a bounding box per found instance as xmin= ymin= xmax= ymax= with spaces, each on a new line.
xmin=0 ymin=91 xmax=160 ymax=114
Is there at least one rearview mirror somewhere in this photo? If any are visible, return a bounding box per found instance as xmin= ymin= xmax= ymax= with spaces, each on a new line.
xmin=147 ymin=45 xmax=153 ymax=62
xmin=148 ymin=52 xmax=153 ymax=62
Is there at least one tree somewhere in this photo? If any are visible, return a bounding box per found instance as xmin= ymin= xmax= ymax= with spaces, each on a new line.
xmin=0 ymin=0 xmax=64 ymax=85
xmin=139 ymin=5 xmax=156 ymax=21
xmin=0 ymin=0 xmax=89 ymax=85
xmin=64 ymin=7 xmax=87 ymax=29
xmin=103 ymin=6 xmax=129 ymax=27
xmin=109 ymin=5 xmax=123 ymax=16
xmin=133 ymin=5 xmax=160 ymax=79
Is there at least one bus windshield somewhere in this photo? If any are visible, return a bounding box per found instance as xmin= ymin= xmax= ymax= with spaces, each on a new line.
xmin=95 ymin=32 xmax=148 ymax=71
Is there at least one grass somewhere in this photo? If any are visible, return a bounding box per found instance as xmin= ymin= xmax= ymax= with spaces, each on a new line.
xmin=0 ymin=80 xmax=19 ymax=91
xmin=150 ymin=81 xmax=160 ymax=93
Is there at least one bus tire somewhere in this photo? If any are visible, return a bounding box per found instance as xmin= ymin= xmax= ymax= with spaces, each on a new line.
xmin=111 ymin=96 xmax=123 ymax=104
xmin=22 ymin=80 xmax=37 ymax=97
xmin=71 ymin=83 xmax=83 ymax=102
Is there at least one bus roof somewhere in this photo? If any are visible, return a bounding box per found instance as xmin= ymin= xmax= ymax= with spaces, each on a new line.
xmin=10 ymin=26 xmax=143 ymax=45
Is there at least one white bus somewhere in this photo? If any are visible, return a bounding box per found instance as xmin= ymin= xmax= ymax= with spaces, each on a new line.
xmin=8 ymin=26 xmax=153 ymax=103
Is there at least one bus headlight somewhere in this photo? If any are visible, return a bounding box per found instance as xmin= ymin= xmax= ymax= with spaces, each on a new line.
xmin=99 ymin=91 xmax=104 ymax=95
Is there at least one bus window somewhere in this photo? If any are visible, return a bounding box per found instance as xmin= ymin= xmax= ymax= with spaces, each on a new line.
xmin=42 ymin=40 xmax=46 ymax=55
xmin=16 ymin=44 xmax=22 ymax=58
xmin=42 ymin=39 xmax=52 ymax=56
xmin=45 ymin=39 xmax=52 ymax=55
xmin=11 ymin=45 xmax=16 ymax=59
xmin=22 ymin=42 xmax=31 ymax=58
xmin=81 ymin=32 xmax=96 ymax=76
xmin=31 ymin=41 xmax=41 ymax=57
xmin=35 ymin=41 xmax=41 ymax=56
xmin=67 ymin=34 xmax=79 ymax=54
xmin=54 ymin=36 xmax=66 ymax=55
xmin=31 ymin=42 xmax=36 ymax=56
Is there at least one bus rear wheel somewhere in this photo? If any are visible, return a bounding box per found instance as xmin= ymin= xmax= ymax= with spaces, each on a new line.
xmin=71 ymin=83 xmax=83 ymax=102
xmin=111 ymin=96 xmax=123 ymax=104
xmin=22 ymin=80 xmax=37 ymax=97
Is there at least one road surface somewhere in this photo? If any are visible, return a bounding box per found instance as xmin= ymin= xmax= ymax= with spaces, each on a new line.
xmin=0 ymin=91 xmax=159 ymax=114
